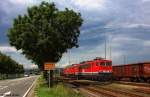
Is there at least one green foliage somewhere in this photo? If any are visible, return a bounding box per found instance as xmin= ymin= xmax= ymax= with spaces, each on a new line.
xmin=36 ymin=76 xmax=84 ymax=97
xmin=0 ymin=52 xmax=24 ymax=74
xmin=8 ymin=2 xmax=83 ymax=69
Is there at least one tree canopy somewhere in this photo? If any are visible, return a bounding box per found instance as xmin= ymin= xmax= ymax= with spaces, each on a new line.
xmin=8 ymin=2 xmax=83 ymax=69
xmin=0 ymin=52 xmax=24 ymax=74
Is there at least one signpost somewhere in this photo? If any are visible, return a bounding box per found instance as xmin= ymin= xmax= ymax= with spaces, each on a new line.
xmin=44 ymin=63 xmax=55 ymax=88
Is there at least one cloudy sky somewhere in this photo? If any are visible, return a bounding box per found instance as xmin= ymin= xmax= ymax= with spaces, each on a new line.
xmin=0 ymin=0 xmax=150 ymax=68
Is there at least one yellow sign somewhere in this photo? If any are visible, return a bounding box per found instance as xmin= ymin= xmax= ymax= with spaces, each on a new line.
xmin=44 ymin=63 xmax=55 ymax=70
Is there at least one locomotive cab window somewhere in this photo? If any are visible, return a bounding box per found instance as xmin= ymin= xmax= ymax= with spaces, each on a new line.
xmin=79 ymin=64 xmax=91 ymax=69
xmin=97 ymin=62 xmax=112 ymax=66
xmin=107 ymin=62 xmax=112 ymax=66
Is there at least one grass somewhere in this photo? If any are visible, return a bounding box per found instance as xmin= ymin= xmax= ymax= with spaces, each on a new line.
xmin=36 ymin=76 xmax=84 ymax=97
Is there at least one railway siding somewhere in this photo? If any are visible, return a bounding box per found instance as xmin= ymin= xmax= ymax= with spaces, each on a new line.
xmin=64 ymin=80 xmax=150 ymax=97
xmin=95 ymin=85 xmax=144 ymax=97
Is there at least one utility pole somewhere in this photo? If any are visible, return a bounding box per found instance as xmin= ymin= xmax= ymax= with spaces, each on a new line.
xmin=104 ymin=32 xmax=107 ymax=67
xmin=109 ymin=35 xmax=112 ymax=60
xmin=110 ymin=43 xmax=112 ymax=60
xmin=104 ymin=32 xmax=107 ymax=60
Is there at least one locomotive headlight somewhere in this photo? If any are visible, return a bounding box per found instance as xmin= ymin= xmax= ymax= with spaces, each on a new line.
xmin=102 ymin=70 xmax=110 ymax=73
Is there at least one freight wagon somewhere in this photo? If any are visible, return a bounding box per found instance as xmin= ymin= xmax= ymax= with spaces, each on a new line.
xmin=63 ymin=58 xmax=112 ymax=81
xmin=113 ymin=62 xmax=150 ymax=82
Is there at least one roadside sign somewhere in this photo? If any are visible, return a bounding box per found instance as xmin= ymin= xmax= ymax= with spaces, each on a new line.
xmin=44 ymin=63 xmax=55 ymax=70
xmin=44 ymin=63 xmax=55 ymax=88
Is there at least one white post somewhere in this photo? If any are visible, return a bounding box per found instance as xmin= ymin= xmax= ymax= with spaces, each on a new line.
xmin=48 ymin=70 xmax=50 ymax=88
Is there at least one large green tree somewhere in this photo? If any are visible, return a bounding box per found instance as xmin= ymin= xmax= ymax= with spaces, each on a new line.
xmin=8 ymin=2 xmax=83 ymax=69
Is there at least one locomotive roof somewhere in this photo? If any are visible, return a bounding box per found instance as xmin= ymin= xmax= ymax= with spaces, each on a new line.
xmin=64 ymin=64 xmax=80 ymax=68
xmin=64 ymin=58 xmax=112 ymax=68
xmin=80 ymin=59 xmax=111 ymax=63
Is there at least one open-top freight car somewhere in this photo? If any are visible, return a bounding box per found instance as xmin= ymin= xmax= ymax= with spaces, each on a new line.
xmin=63 ymin=58 xmax=112 ymax=81
xmin=113 ymin=62 xmax=150 ymax=82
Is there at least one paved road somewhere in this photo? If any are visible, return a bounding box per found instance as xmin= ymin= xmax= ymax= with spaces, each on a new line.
xmin=0 ymin=76 xmax=39 ymax=97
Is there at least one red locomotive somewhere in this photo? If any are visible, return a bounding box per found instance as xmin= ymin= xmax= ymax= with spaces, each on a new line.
xmin=113 ymin=62 xmax=150 ymax=83
xmin=63 ymin=58 xmax=112 ymax=81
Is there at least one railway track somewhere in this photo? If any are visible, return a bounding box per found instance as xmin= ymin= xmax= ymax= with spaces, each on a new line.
xmin=134 ymin=88 xmax=150 ymax=95
xmin=115 ymin=81 xmax=150 ymax=87
xmin=82 ymin=87 xmax=118 ymax=97
xmin=65 ymin=80 xmax=150 ymax=97
xmin=83 ymin=85 xmax=150 ymax=97
xmin=94 ymin=85 xmax=144 ymax=97
xmin=115 ymin=81 xmax=150 ymax=95
xmin=65 ymin=82 xmax=118 ymax=97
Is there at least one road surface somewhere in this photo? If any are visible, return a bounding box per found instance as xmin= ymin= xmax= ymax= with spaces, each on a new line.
xmin=0 ymin=76 xmax=38 ymax=97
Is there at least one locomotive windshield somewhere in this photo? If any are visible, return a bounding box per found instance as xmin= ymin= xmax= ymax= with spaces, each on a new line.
xmin=97 ymin=62 xmax=112 ymax=66
xmin=79 ymin=64 xmax=91 ymax=69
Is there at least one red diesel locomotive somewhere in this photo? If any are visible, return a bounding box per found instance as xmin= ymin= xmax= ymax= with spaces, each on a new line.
xmin=63 ymin=58 xmax=112 ymax=81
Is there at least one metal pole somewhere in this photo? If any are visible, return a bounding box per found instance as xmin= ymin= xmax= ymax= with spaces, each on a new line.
xmin=105 ymin=32 xmax=107 ymax=59
xmin=48 ymin=70 xmax=50 ymax=88
xmin=110 ymin=43 xmax=111 ymax=60
xmin=50 ymin=70 xmax=53 ymax=87
xmin=104 ymin=32 xmax=107 ymax=67
xmin=59 ymin=67 xmax=61 ymax=77
xmin=109 ymin=35 xmax=112 ymax=60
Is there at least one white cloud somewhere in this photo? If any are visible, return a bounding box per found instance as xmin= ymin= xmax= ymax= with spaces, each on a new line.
xmin=0 ymin=46 xmax=23 ymax=53
xmin=51 ymin=0 xmax=106 ymax=11
xmin=0 ymin=46 xmax=17 ymax=52
xmin=142 ymin=0 xmax=150 ymax=2
xmin=112 ymin=37 xmax=139 ymax=43
xmin=8 ymin=0 xmax=38 ymax=5
xmin=143 ymin=41 xmax=150 ymax=46
xmin=106 ymin=22 xmax=150 ymax=28
xmin=73 ymin=0 xmax=105 ymax=11
xmin=126 ymin=23 xmax=150 ymax=28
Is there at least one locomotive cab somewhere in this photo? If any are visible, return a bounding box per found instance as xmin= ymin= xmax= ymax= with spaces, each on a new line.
xmin=96 ymin=60 xmax=112 ymax=81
